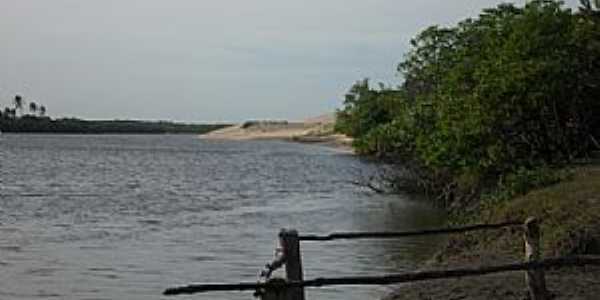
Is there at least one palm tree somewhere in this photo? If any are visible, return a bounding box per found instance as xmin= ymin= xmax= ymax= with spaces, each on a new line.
xmin=4 ymin=107 xmax=16 ymax=119
xmin=29 ymin=102 xmax=38 ymax=115
xmin=39 ymin=105 xmax=46 ymax=117
xmin=13 ymin=95 xmax=23 ymax=116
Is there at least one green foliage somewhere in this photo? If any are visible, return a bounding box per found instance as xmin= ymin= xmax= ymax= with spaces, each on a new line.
xmin=335 ymin=79 xmax=402 ymax=142
xmin=336 ymin=0 xmax=600 ymax=207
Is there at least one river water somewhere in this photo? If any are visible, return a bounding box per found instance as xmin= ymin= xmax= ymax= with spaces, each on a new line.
xmin=0 ymin=134 xmax=444 ymax=300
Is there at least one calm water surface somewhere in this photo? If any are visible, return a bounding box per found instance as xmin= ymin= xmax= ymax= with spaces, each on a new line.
xmin=0 ymin=134 xmax=444 ymax=300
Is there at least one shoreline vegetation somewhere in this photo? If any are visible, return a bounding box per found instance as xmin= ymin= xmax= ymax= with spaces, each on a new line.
xmin=0 ymin=97 xmax=230 ymax=134
xmin=0 ymin=116 xmax=230 ymax=135
xmin=329 ymin=1 xmax=599 ymax=299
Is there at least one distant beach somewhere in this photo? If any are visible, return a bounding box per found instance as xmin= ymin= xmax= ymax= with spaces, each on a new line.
xmin=199 ymin=114 xmax=353 ymax=151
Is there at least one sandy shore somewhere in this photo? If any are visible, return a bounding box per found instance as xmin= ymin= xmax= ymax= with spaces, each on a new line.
xmin=200 ymin=114 xmax=353 ymax=151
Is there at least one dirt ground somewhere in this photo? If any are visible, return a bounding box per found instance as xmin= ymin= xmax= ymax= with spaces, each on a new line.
xmin=383 ymin=255 xmax=600 ymax=300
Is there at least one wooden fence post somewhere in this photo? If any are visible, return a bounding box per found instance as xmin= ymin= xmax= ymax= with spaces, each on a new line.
xmin=523 ymin=217 xmax=548 ymax=300
xmin=280 ymin=229 xmax=305 ymax=300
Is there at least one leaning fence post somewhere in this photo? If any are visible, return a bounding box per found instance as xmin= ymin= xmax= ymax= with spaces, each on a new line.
xmin=523 ymin=217 xmax=547 ymax=300
xmin=280 ymin=229 xmax=305 ymax=300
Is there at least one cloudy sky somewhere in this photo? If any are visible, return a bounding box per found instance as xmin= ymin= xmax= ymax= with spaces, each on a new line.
xmin=0 ymin=0 xmax=580 ymax=122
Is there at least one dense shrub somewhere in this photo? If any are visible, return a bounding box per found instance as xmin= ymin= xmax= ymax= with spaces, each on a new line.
xmin=336 ymin=0 xmax=600 ymax=207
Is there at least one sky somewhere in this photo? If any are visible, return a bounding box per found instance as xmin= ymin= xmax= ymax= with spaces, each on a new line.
xmin=0 ymin=0 xmax=581 ymax=122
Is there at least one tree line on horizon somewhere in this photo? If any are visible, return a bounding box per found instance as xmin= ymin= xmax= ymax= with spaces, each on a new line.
xmin=335 ymin=0 xmax=600 ymax=208
xmin=0 ymin=94 xmax=229 ymax=134
xmin=1 ymin=94 xmax=47 ymax=119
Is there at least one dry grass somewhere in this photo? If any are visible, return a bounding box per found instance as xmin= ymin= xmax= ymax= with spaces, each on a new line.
xmin=386 ymin=166 xmax=600 ymax=300
xmin=440 ymin=166 xmax=600 ymax=263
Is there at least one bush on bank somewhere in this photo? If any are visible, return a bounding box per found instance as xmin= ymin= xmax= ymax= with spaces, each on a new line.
xmin=336 ymin=0 xmax=600 ymax=208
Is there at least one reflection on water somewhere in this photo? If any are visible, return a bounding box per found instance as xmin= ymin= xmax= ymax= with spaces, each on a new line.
xmin=0 ymin=134 xmax=445 ymax=300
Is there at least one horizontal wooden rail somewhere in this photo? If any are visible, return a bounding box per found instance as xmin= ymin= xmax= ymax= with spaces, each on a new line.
xmin=297 ymin=221 xmax=523 ymax=241
xmin=163 ymin=256 xmax=600 ymax=295
xmin=297 ymin=256 xmax=600 ymax=287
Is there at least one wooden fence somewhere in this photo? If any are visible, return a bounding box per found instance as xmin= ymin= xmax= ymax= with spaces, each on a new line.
xmin=163 ymin=217 xmax=600 ymax=300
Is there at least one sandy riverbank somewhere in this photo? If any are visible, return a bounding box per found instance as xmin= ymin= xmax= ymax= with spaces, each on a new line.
xmin=200 ymin=114 xmax=353 ymax=151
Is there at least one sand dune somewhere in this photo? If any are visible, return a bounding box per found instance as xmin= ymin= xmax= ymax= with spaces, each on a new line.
xmin=200 ymin=113 xmax=353 ymax=149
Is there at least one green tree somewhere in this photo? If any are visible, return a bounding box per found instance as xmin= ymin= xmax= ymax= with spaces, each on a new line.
xmin=336 ymin=0 xmax=600 ymax=206
xmin=335 ymin=79 xmax=401 ymax=141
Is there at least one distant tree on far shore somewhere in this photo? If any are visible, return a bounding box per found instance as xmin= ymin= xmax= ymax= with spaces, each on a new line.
xmin=2 ymin=107 xmax=16 ymax=119
xmin=1 ymin=94 xmax=48 ymax=121
xmin=29 ymin=102 xmax=38 ymax=115
xmin=2 ymin=95 xmax=48 ymax=119
xmin=1 ymin=96 xmax=229 ymax=134
xmin=13 ymin=95 xmax=23 ymax=116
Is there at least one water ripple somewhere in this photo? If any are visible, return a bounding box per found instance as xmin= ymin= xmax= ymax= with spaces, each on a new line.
xmin=0 ymin=134 xmax=445 ymax=300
